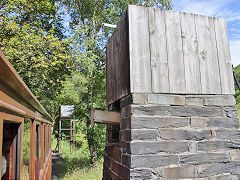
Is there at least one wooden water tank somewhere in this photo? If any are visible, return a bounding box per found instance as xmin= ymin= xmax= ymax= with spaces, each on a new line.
xmin=106 ymin=5 xmax=235 ymax=105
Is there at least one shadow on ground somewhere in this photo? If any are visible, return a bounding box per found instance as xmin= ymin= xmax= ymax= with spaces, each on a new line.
xmin=51 ymin=152 xmax=92 ymax=180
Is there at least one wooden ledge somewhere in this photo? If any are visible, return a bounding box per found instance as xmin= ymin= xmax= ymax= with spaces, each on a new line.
xmin=91 ymin=109 xmax=120 ymax=126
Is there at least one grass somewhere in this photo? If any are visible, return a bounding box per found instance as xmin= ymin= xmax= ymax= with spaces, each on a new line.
xmin=63 ymin=159 xmax=103 ymax=180
xmin=51 ymin=133 xmax=103 ymax=179
xmin=235 ymin=90 xmax=240 ymax=119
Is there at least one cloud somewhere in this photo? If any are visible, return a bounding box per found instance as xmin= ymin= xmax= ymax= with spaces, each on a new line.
xmin=230 ymin=40 xmax=240 ymax=66
xmin=172 ymin=0 xmax=232 ymax=16
xmin=172 ymin=0 xmax=240 ymax=23
xmin=172 ymin=0 xmax=240 ymax=66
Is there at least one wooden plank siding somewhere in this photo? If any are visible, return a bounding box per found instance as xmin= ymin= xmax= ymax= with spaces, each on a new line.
xmin=165 ymin=10 xmax=186 ymax=93
xmin=180 ymin=12 xmax=201 ymax=94
xmin=106 ymin=5 xmax=235 ymax=105
xmin=148 ymin=8 xmax=169 ymax=93
xmin=106 ymin=12 xmax=130 ymax=105
xmin=214 ymin=18 xmax=235 ymax=94
xmin=129 ymin=5 xmax=152 ymax=93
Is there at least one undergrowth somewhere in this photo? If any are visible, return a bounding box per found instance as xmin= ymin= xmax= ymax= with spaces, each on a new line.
xmin=52 ymin=132 xmax=103 ymax=179
xmin=235 ymin=90 xmax=240 ymax=119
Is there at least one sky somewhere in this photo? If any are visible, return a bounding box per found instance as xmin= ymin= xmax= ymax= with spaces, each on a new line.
xmin=171 ymin=0 xmax=240 ymax=66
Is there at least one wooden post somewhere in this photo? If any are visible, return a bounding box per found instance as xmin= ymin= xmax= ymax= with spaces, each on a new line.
xmin=29 ymin=119 xmax=36 ymax=180
xmin=0 ymin=112 xmax=4 ymax=177
xmin=59 ymin=118 xmax=61 ymax=153
xmin=40 ymin=123 xmax=44 ymax=171
xmin=19 ymin=121 xmax=24 ymax=180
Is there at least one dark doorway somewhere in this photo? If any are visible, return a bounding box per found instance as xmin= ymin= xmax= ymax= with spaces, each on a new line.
xmin=1 ymin=121 xmax=21 ymax=180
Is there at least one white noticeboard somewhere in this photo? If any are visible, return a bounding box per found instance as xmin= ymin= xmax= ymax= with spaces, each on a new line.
xmin=60 ymin=105 xmax=74 ymax=118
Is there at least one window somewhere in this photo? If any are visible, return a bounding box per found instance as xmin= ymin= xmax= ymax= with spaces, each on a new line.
xmin=1 ymin=121 xmax=21 ymax=180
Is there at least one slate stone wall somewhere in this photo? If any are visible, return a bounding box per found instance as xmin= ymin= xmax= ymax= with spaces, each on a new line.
xmin=103 ymin=94 xmax=240 ymax=179
xmin=102 ymin=104 xmax=131 ymax=180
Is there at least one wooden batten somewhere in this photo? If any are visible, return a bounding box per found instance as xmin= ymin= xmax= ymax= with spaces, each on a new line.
xmin=91 ymin=109 xmax=120 ymax=126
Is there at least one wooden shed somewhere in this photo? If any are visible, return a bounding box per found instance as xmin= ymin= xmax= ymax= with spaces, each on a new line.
xmin=0 ymin=50 xmax=52 ymax=180
xmin=106 ymin=5 xmax=235 ymax=105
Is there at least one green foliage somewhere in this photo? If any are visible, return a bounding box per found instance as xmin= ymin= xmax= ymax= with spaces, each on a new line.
xmin=57 ymin=0 xmax=172 ymax=161
xmin=236 ymin=91 xmax=240 ymax=117
xmin=63 ymin=160 xmax=103 ymax=180
xmin=0 ymin=0 xmax=64 ymax=38
xmin=57 ymin=68 xmax=106 ymax=158
xmin=23 ymin=121 xmax=30 ymax=166
xmin=234 ymin=64 xmax=240 ymax=118
xmin=0 ymin=0 xmax=74 ymax=117
xmin=234 ymin=64 xmax=240 ymax=90
xmin=51 ymin=136 xmax=103 ymax=179
xmin=2 ymin=0 xmax=173 ymax=170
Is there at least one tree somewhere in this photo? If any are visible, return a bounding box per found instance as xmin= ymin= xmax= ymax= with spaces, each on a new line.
xmin=0 ymin=0 xmax=74 ymax=117
xmin=61 ymin=0 xmax=172 ymax=161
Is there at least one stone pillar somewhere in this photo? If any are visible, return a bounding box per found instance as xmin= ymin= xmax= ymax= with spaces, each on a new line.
xmin=102 ymin=5 xmax=239 ymax=179
xmin=103 ymin=94 xmax=240 ymax=179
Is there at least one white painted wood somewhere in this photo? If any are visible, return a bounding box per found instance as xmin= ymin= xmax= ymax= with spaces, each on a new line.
xmin=214 ymin=18 xmax=235 ymax=94
xmin=180 ymin=12 xmax=201 ymax=93
xmin=91 ymin=109 xmax=120 ymax=126
xmin=128 ymin=5 xmax=152 ymax=93
xmin=149 ymin=8 xmax=169 ymax=93
xmin=165 ymin=10 xmax=186 ymax=93
xmin=195 ymin=15 xmax=221 ymax=94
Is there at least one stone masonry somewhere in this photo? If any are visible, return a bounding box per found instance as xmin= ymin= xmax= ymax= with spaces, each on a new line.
xmin=103 ymin=93 xmax=240 ymax=179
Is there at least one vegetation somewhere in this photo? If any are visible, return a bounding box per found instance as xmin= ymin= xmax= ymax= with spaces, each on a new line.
xmin=59 ymin=0 xmax=172 ymax=161
xmin=51 ymin=134 xmax=103 ymax=179
xmin=22 ymin=119 xmax=30 ymax=179
xmin=0 ymin=0 xmax=74 ymax=120
xmin=234 ymin=64 xmax=240 ymax=118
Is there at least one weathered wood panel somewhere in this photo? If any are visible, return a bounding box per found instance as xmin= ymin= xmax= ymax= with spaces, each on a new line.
xmin=149 ymin=8 xmax=169 ymax=93
xmin=119 ymin=13 xmax=130 ymax=99
xmin=165 ymin=10 xmax=186 ymax=93
xmin=91 ymin=109 xmax=120 ymax=125
xmin=180 ymin=12 xmax=201 ymax=93
xmin=106 ymin=38 xmax=113 ymax=104
xmin=214 ymin=18 xmax=235 ymax=94
xmin=106 ymin=5 xmax=235 ymax=105
xmin=106 ymin=12 xmax=130 ymax=105
xmin=195 ymin=15 xmax=221 ymax=94
xmin=128 ymin=5 xmax=151 ymax=93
